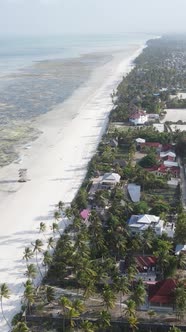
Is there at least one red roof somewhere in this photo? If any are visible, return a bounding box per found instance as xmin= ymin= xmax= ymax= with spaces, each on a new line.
xmin=135 ymin=256 xmax=157 ymax=272
xmin=144 ymin=166 xmax=159 ymax=172
xmin=145 ymin=164 xmax=180 ymax=176
xmin=162 ymin=144 xmax=175 ymax=152
xmin=129 ymin=110 xmax=146 ymax=119
xmin=80 ymin=209 xmax=90 ymax=220
xmin=140 ymin=142 xmax=162 ymax=148
xmin=149 ymin=279 xmax=177 ymax=304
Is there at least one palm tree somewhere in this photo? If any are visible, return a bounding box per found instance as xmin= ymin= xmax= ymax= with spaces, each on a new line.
xmin=12 ymin=322 xmax=30 ymax=332
xmin=124 ymin=299 xmax=136 ymax=318
xmin=23 ymin=247 xmax=34 ymax=267
xmin=168 ymin=327 xmax=182 ymax=332
xmin=23 ymin=283 xmax=35 ymax=316
xmin=72 ymin=217 xmax=82 ymax=232
xmin=54 ymin=211 xmax=61 ymax=222
xmin=39 ymin=222 xmax=47 ymax=235
xmin=114 ymin=276 xmax=130 ymax=315
xmin=68 ymin=307 xmax=80 ymax=328
xmin=45 ymin=286 xmax=55 ymax=303
xmin=97 ymin=310 xmax=111 ymax=330
xmin=132 ymin=278 xmax=146 ymax=308
xmin=147 ymin=309 xmax=156 ymax=320
xmin=178 ymin=252 xmax=186 ymax=269
xmin=101 ymin=285 xmax=116 ymax=311
xmin=174 ymin=282 xmax=186 ymax=321
xmin=72 ymin=299 xmax=85 ymax=314
xmin=128 ymin=315 xmax=139 ymax=332
xmin=83 ymin=279 xmax=95 ymax=301
xmin=80 ymin=320 xmax=95 ymax=332
xmin=25 ymin=264 xmax=37 ymax=282
xmin=43 ymin=250 xmax=52 ymax=273
xmin=127 ymin=265 xmax=138 ymax=284
xmin=0 ymin=283 xmax=10 ymax=328
xmin=65 ymin=207 xmax=74 ymax=219
xmin=47 ymin=236 xmax=55 ymax=250
xmin=153 ymin=239 xmax=173 ymax=280
xmin=24 ymin=280 xmax=33 ymax=288
xmin=59 ymin=296 xmax=72 ymax=331
xmin=32 ymin=239 xmax=43 ymax=278
xmin=51 ymin=222 xmax=60 ymax=236
xmin=58 ymin=200 xmax=64 ymax=211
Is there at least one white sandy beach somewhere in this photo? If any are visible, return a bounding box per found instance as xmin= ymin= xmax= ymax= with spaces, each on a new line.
xmin=0 ymin=44 xmax=145 ymax=331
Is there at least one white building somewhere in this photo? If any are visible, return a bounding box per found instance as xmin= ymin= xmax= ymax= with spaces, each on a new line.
xmin=135 ymin=138 xmax=146 ymax=144
xmin=160 ymin=151 xmax=176 ymax=160
xmin=129 ymin=110 xmax=148 ymax=126
xmin=164 ymin=160 xmax=178 ymax=167
xmin=175 ymin=244 xmax=186 ymax=256
xmin=128 ymin=214 xmax=174 ymax=237
xmin=100 ymin=172 xmax=121 ymax=189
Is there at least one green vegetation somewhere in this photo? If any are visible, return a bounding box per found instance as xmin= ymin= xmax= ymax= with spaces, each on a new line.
xmin=111 ymin=36 xmax=186 ymax=122
xmin=138 ymin=152 xmax=158 ymax=168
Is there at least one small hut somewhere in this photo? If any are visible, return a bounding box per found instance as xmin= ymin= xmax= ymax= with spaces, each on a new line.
xmin=18 ymin=169 xmax=28 ymax=182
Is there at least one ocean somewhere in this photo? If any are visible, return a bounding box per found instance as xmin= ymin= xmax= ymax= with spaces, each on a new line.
xmin=0 ymin=33 xmax=150 ymax=166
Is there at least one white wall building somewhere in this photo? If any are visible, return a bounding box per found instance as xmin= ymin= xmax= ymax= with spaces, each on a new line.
xmin=129 ymin=110 xmax=148 ymax=126
xmin=100 ymin=172 xmax=121 ymax=189
xmin=128 ymin=214 xmax=174 ymax=237
xmin=160 ymin=151 xmax=176 ymax=160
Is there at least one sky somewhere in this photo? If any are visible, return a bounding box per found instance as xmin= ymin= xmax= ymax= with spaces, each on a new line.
xmin=0 ymin=0 xmax=186 ymax=36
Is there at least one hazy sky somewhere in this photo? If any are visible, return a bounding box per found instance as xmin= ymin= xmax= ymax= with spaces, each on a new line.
xmin=0 ymin=0 xmax=186 ymax=36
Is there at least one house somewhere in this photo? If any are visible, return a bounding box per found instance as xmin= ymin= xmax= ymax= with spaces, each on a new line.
xmin=175 ymin=244 xmax=186 ymax=256
xmin=120 ymin=255 xmax=157 ymax=282
xmin=128 ymin=214 xmax=164 ymax=236
xmin=128 ymin=214 xmax=174 ymax=237
xmin=135 ymin=256 xmax=157 ymax=273
xmin=160 ymin=151 xmax=176 ymax=161
xmin=80 ymin=209 xmax=91 ymax=226
xmin=88 ymin=173 xmax=121 ymax=198
xmin=80 ymin=209 xmax=90 ymax=221
xmin=135 ymin=138 xmax=146 ymax=144
xmin=100 ymin=172 xmax=121 ymax=189
xmin=145 ymin=164 xmax=180 ymax=178
xmin=140 ymin=142 xmax=162 ymax=153
xmin=128 ymin=183 xmax=141 ymax=202
xmin=148 ymin=279 xmax=177 ymax=308
xmin=164 ymin=160 xmax=178 ymax=168
xmin=129 ymin=110 xmax=148 ymax=126
xmin=161 ymin=144 xmax=176 ymax=152
xmin=135 ymin=256 xmax=157 ymax=282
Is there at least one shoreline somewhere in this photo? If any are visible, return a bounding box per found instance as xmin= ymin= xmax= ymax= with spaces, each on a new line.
xmin=0 ymin=42 xmax=147 ymax=331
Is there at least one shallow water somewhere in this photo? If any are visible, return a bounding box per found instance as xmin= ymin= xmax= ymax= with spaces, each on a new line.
xmin=0 ymin=53 xmax=111 ymax=165
xmin=0 ymin=34 xmax=150 ymax=166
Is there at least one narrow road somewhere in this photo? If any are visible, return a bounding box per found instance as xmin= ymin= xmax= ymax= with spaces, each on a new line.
xmin=178 ymin=157 xmax=186 ymax=209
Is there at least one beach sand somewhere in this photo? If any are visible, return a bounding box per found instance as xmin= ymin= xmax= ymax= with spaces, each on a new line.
xmin=0 ymin=44 xmax=145 ymax=331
